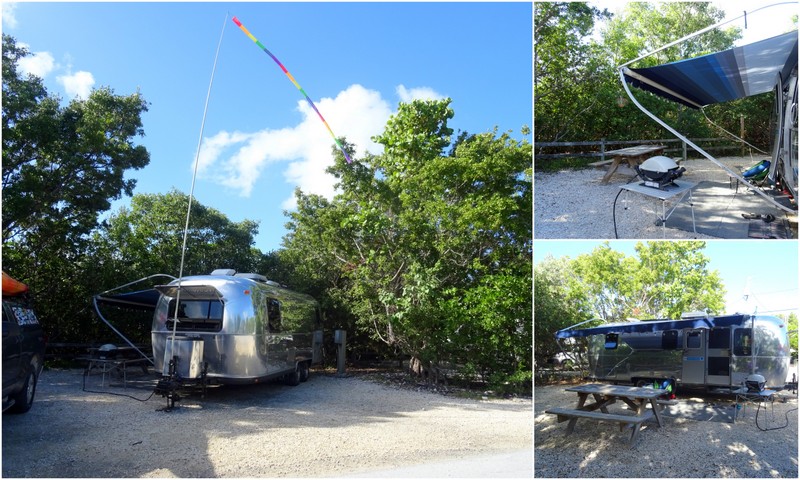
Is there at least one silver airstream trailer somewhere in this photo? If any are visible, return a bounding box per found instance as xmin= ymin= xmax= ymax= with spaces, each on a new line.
xmin=151 ymin=269 xmax=323 ymax=385
xmin=556 ymin=314 xmax=790 ymax=391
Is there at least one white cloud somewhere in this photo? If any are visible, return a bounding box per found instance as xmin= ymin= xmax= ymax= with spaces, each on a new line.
xmin=57 ymin=71 xmax=95 ymax=99
xmin=17 ymin=51 xmax=56 ymax=79
xmin=396 ymin=84 xmax=446 ymax=103
xmin=2 ymin=2 xmax=18 ymax=28
xmin=198 ymin=84 xmax=394 ymax=206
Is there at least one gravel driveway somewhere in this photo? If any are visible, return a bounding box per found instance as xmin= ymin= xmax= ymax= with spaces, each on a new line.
xmin=535 ymin=156 xmax=797 ymax=239
xmin=2 ymin=368 xmax=532 ymax=478
xmin=534 ymin=384 xmax=798 ymax=478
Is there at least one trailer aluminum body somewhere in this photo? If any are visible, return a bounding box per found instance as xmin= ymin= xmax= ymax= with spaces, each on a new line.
xmin=151 ymin=272 xmax=323 ymax=384
xmin=556 ymin=314 xmax=790 ymax=390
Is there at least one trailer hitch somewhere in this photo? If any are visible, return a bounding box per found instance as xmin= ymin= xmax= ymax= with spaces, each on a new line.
xmin=154 ymin=356 xmax=209 ymax=411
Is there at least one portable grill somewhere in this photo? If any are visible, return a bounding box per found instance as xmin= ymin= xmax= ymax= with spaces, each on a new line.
xmin=745 ymin=374 xmax=766 ymax=392
xmin=636 ymin=156 xmax=686 ymax=189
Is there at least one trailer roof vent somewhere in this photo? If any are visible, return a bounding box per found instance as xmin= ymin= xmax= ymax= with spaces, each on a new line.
xmin=235 ymin=273 xmax=268 ymax=283
xmin=210 ymin=268 xmax=236 ymax=276
xmin=681 ymin=311 xmax=709 ymax=319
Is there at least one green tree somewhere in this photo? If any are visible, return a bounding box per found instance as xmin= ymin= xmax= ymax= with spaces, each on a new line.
xmin=95 ymin=190 xmax=263 ymax=282
xmin=283 ymin=99 xmax=531 ymax=390
xmin=533 ymin=255 xmax=594 ymax=367
xmin=2 ymin=35 xmax=150 ymax=252
xmin=570 ymin=241 xmax=725 ymax=322
xmin=534 ymin=2 xmax=610 ymax=143
xmin=2 ymin=34 xmax=150 ymax=343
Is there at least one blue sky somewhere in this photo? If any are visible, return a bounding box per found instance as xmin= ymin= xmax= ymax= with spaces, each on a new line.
xmin=534 ymin=240 xmax=799 ymax=320
xmin=2 ymin=1 xmax=533 ymax=253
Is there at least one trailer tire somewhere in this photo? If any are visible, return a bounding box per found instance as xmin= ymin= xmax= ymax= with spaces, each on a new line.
xmin=284 ymin=366 xmax=301 ymax=386
xmin=299 ymin=362 xmax=310 ymax=383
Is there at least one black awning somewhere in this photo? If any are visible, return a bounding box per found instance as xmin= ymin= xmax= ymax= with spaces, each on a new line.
xmin=555 ymin=314 xmax=749 ymax=339
xmin=95 ymin=289 xmax=161 ymax=311
xmin=624 ymin=30 xmax=798 ymax=108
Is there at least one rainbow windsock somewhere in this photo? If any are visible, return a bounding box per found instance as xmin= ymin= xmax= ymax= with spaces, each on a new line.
xmin=232 ymin=16 xmax=352 ymax=163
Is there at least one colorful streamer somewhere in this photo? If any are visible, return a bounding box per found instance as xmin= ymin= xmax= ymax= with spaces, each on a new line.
xmin=232 ymin=16 xmax=352 ymax=163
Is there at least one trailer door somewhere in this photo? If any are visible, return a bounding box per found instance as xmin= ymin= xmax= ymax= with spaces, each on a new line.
xmin=706 ymin=327 xmax=731 ymax=386
xmin=682 ymin=329 xmax=705 ymax=385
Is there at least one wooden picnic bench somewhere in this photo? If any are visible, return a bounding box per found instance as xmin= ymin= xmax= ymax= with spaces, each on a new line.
xmin=546 ymin=383 xmax=670 ymax=445
xmin=597 ymin=145 xmax=667 ymax=184
xmin=545 ymin=407 xmax=655 ymax=443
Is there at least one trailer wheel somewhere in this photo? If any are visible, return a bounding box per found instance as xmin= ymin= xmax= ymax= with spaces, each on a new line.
xmin=284 ymin=366 xmax=301 ymax=386
xmin=299 ymin=362 xmax=310 ymax=382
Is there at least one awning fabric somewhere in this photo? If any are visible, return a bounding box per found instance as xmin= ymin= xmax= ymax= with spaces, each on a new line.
xmin=624 ymin=30 xmax=798 ymax=108
xmin=555 ymin=314 xmax=749 ymax=338
xmin=95 ymin=289 xmax=161 ymax=310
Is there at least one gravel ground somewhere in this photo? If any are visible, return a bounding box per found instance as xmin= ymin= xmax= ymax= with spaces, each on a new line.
xmin=534 ymin=384 xmax=798 ymax=478
xmin=2 ymin=368 xmax=532 ymax=478
xmin=534 ymin=156 xmax=797 ymax=239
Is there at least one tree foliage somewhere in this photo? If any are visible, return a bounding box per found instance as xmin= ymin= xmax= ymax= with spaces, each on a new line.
xmin=95 ymin=190 xmax=263 ymax=280
xmin=3 ymin=35 xmax=150 ymax=250
xmin=2 ymin=34 xmax=151 ymax=344
xmin=282 ymin=99 xmax=532 ymax=390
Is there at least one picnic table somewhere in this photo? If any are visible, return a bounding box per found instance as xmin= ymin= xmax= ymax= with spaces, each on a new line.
xmin=597 ymin=145 xmax=666 ymax=184
xmin=546 ymin=383 xmax=672 ymax=444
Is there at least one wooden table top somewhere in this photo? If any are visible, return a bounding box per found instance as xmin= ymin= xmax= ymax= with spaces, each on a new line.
xmin=565 ymin=383 xmax=667 ymax=400
xmin=604 ymin=145 xmax=666 ymax=157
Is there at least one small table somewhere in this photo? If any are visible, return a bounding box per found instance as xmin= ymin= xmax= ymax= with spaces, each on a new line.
xmin=618 ymin=180 xmax=697 ymax=238
xmin=80 ymin=347 xmax=152 ymax=388
xmin=601 ymin=145 xmax=666 ymax=184
xmin=732 ymin=387 xmax=775 ymax=423
xmin=546 ymin=383 xmax=669 ymax=444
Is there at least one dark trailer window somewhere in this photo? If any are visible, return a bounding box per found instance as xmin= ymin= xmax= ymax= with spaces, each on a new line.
xmin=166 ymin=299 xmax=224 ymax=332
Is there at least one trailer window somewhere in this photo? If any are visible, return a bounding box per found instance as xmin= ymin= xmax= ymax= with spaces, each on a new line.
xmin=267 ymin=298 xmax=282 ymax=332
xmin=166 ymin=299 xmax=223 ymax=332
xmin=687 ymin=331 xmax=701 ymax=349
xmin=709 ymin=328 xmax=730 ymax=349
xmin=662 ymin=330 xmax=678 ymax=349
xmin=734 ymin=328 xmax=752 ymax=356
xmin=604 ymin=333 xmax=619 ymax=350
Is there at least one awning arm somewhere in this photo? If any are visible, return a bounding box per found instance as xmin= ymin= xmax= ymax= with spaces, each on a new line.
xmin=618 ymin=67 xmax=796 ymax=213
xmin=91 ymin=274 xmax=176 ymax=365
xmin=95 ymin=273 xmax=177 ymax=297
xmin=92 ymin=296 xmax=154 ymax=365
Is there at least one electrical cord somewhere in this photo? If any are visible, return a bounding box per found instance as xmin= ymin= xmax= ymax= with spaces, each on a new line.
xmin=82 ymin=368 xmax=156 ymax=403
xmin=754 ymin=395 xmax=797 ymax=431
xmin=613 ymin=176 xmax=640 ymax=239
